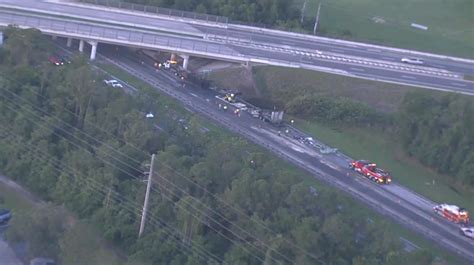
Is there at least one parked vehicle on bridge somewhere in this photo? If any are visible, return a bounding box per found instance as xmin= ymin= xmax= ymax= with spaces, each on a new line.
xmin=460 ymin=226 xmax=474 ymax=240
xmin=349 ymin=160 xmax=392 ymax=184
xmin=433 ymin=204 xmax=469 ymax=224
xmin=0 ymin=209 xmax=12 ymax=225
xmin=103 ymin=79 xmax=123 ymax=88
xmin=401 ymin=57 xmax=424 ymax=65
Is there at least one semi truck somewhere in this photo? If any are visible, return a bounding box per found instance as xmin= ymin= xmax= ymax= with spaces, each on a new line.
xmin=260 ymin=110 xmax=284 ymax=125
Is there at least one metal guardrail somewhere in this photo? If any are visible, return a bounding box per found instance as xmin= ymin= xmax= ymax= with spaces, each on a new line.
xmin=77 ymin=0 xmax=229 ymax=25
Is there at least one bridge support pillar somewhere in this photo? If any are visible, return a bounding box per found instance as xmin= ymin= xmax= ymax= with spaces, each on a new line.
xmin=89 ymin=41 xmax=98 ymax=60
xmin=66 ymin=38 xmax=72 ymax=47
xmin=79 ymin=40 xmax=84 ymax=52
xmin=181 ymin=55 xmax=189 ymax=70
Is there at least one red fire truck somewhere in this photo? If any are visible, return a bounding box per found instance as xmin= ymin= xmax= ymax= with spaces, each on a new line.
xmin=349 ymin=160 xmax=392 ymax=184
xmin=433 ymin=204 xmax=470 ymax=224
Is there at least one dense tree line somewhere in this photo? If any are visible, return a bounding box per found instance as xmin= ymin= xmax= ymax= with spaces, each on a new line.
xmin=398 ymin=91 xmax=474 ymax=187
xmin=126 ymin=0 xmax=302 ymax=29
xmin=0 ymin=27 xmax=439 ymax=264
xmin=287 ymin=95 xmax=382 ymax=124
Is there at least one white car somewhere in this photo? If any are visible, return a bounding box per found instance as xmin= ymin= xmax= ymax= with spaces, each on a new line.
xmin=401 ymin=57 xmax=424 ymax=65
xmin=103 ymin=79 xmax=123 ymax=88
xmin=460 ymin=227 xmax=474 ymax=239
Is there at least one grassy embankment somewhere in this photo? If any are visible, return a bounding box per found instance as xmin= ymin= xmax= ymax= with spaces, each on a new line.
xmin=294 ymin=0 xmax=474 ymax=58
xmin=102 ymin=63 xmax=468 ymax=264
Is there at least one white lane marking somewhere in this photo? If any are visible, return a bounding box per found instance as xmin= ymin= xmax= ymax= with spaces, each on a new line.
xmin=401 ymin=75 xmax=417 ymax=79
xmin=350 ymin=67 xmax=365 ymax=72
xmin=451 ymin=82 xmax=467 ymax=87
xmin=190 ymin=93 xmax=199 ymax=97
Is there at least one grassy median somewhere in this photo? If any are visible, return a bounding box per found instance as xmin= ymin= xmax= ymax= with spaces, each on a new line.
xmin=294 ymin=0 xmax=474 ymax=58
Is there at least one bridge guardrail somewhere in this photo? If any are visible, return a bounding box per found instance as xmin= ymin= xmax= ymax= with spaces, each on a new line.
xmin=0 ymin=12 xmax=234 ymax=55
xmin=0 ymin=11 xmax=304 ymax=69
xmin=77 ymin=0 xmax=229 ymax=25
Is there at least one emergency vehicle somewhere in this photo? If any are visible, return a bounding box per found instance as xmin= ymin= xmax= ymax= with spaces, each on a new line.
xmin=433 ymin=204 xmax=469 ymax=224
xmin=349 ymin=160 xmax=392 ymax=184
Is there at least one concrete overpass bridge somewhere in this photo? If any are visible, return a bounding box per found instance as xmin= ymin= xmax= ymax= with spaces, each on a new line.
xmin=0 ymin=0 xmax=473 ymax=94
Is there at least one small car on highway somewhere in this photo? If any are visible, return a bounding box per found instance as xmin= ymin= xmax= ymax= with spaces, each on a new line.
xmin=103 ymin=79 xmax=123 ymax=88
xmin=401 ymin=57 xmax=424 ymax=65
xmin=460 ymin=226 xmax=474 ymax=240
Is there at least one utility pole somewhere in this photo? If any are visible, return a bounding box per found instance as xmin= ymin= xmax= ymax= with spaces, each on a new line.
xmin=313 ymin=2 xmax=322 ymax=35
xmin=139 ymin=154 xmax=155 ymax=238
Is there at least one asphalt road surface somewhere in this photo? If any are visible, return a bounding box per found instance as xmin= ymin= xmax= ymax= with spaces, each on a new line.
xmin=0 ymin=239 xmax=22 ymax=265
xmin=1 ymin=0 xmax=473 ymax=94
xmin=80 ymin=43 xmax=474 ymax=263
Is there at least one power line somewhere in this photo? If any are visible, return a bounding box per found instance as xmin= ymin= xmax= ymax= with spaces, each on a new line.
xmin=102 ymin=57 xmax=326 ymax=263
xmin=0 ymin=64 xmax=323 ymax=263
xmin=0 ymin=91 xmax=284 ymax=264
xmin=10 ymin=60 xmax=324 ymax=263
xmin=0 ymin=96 xmax=270 ymax=263
xmin=0 ymin=125 xmax=225 ymax=264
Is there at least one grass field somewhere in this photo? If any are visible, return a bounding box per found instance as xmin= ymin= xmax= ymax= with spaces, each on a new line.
xmin=294 ymin=0 xmax=474 ymax=58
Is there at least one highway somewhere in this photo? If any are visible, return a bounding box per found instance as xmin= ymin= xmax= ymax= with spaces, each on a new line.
xmin=0 ymin=0 xmax=473 ymax=94
xmin=71 ymin=42 xmax=474 ymax=262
